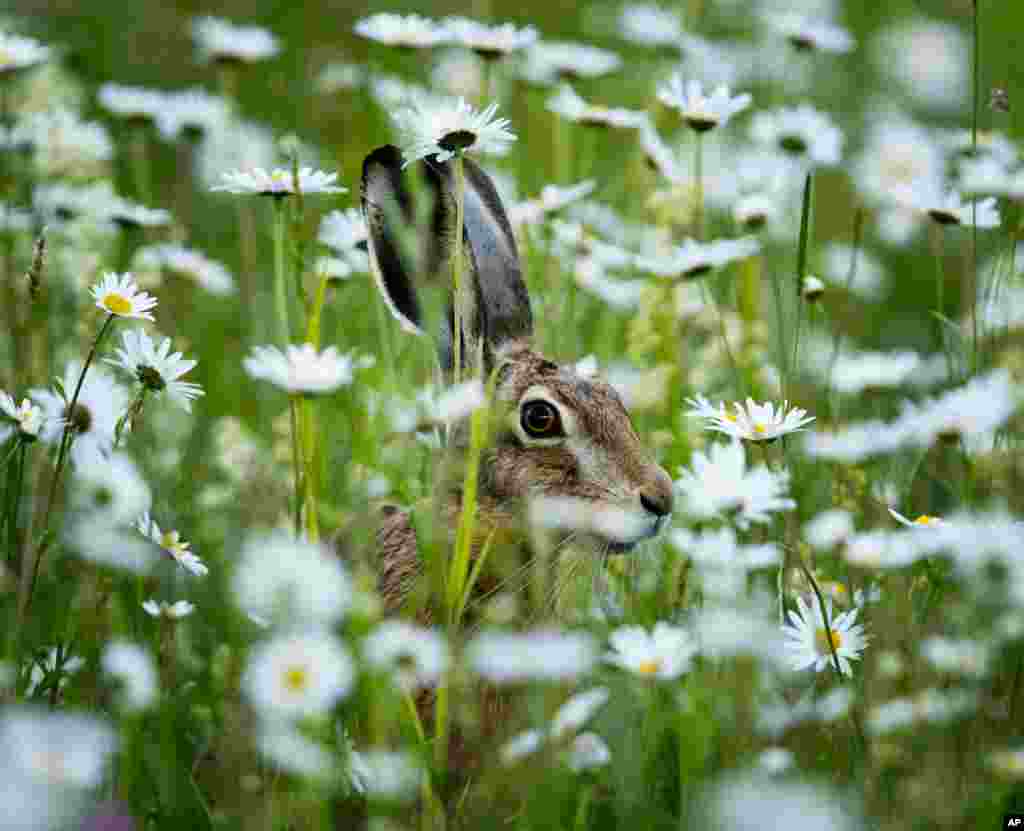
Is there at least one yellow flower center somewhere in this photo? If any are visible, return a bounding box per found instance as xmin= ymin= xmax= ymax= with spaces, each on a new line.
xmin=724 ymin=413 xmax=737 ymax=422
xmin=753 ymin=423 xmax=767 ymax=435
xmin=160 ymin=531 xmax=176 ymax=548
xmin=815 ymin=628 xmax=842 ymax=655
xmin=283 ymin=666 xmax=309 ymax=693
xmin=913 ymin=515 xmax=937 ymax=526
xmin=101 ymin=293 xmax=133 ymax=315
xmin=637 ymin=658 xmax=662 ymax=676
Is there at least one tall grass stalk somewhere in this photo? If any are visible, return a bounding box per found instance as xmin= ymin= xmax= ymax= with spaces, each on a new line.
xmin=271 ymin=198 xmax=291 ymax=348
xmin=789 ymin=171 xmax=813 ymax=398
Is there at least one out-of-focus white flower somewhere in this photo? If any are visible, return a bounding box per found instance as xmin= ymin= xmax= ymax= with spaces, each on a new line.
xmin=90 ymin=272 xmax=157 ymax=321
xmin=636 ymin=237 xmax=759 ymax=280
xmin=319 ymin=208 xmax=367 ymax=253
xmin=820 ymin=242 xmax=886 ymax=300
xmin=500 ymin=728 xmax=544 ymax=765
xmin=467 ymin=628 xmax=597 ymax=683
xmin=757 ymin=747 xmax=795 ymax=774
xmin=671 ymin=527 xmax=779 ymax=599
xmin=818 ymin=349 xmax=944 ymax=395
xmin=959 ymin=157 xmax=1024 ymax=201
xmin=509 ymin=180 xmax=596 ymax=228
xmin=871 ymin=18 xmax=968 ymax=112
xmin=750 ymin=105 xmax=842 ymax=167
xmin=528 ymin=494 xmax=655 ymax=549
xmin=349 ymin=749 xmax=422 ymax=800
xmin=363 ymin=621 xmax=449 ymax=692
xmin=898 ymin=369 xmax=1019 ymax=446
xmin=191 ymin=16 xmax=280 ymax=63
xmin=502 ymin=687 xmax=610 ymax=768
xmin=546 ymin=84 xmax=648 ymax=130
xmin=354 ymin=13 xmax=449 ymax=49
xmin=765 ymin=13 xmax=854 ymax=53
xmin=195 ymin=119 xmax=276 ymax=190
xmin=155 ymin=88 xmax=230 ymax=140
xmin=703 ymin=775 xmax=860 ymax=831
xmin=97 ymin=84 xmax=167 ymax=123
xmin=657 ymin=76 xmax=751 ymax=132
xmin=606 ymin=623 xmax=696 ymax=680
xmin=782 ymin=595 xmax=867 ymax=677
xmin=394 ymin=93 xmax=516 ymax=165
xmin=243 ymin=343 xmax=370 ymax=395
xmin=142 ymin=599 xmax=195 ymax=619
xmin=867 ymin=688 xmax=976 ymax=735
xmin=212 ymin=166 xmax=345 ymax=196
xmin=691 ymin=602 xmax=787 ymax=666
xmin=32 ymin=362 xmax=128 ymax=467
xmin=675 ymin=440 xmax=795 ymax=528
xmin=575 ymin=259 xmax=645 ymax=311
xmin=443 ymin=17 xmax=538 ymax=58
xmin=853 ymin=118 xmax=944 ymax=208
xmin=232 ymin=531 xmax=353 ymax=626
xmin=258 ymin=723 xmax=335 ymax=779
xmin=550 ymin=687 xmax=610 ymax=738
xmin=106 ymin=329 xmax=203 ymax=411
xmin=137 ymin=513 xmax=208 ymax=577
xmin=0 ymin=32 xmax=50 ymax=74
xmin=101 ymin=640 xmax=157 ymax=711
xmin=842 ymin=528 xmax=921 ymax=570
xmin=567 ymin=732 xmax=611 ymax=772
xmin=7 ymin=110 xmax=113 ymax=177
xmin=619 ymin=4 xmax=683 ymax=48
xmin=888 ymin=508 xmax=944 ymax=529
xmin=804 ymin=509 xmax=854 ymax=550
xmin=71 ymin=451 xmax=150 ymax=525
xmin=0 ymin=391 xmax=43 ymax=442
xmin=431 ymin=379 xmax=485 ymax=423
xmin=316 ymin=62 xmax=366 ymax=93
xmin=687 ymin=395 xmax=814 ymax=442
xmin=243 ymin=629 xmax=354 ymax=719
xmin=518 ymin=40 xmax=622 ymax=84
xmin=920 ymin=637 xmax=989 ymax=678
xmin=109 ymin=199 xmax=173 ymax=229
xmin=0 ymin=708 xmax=117 ymax=789
xmin=24 ymin=648 xmax=84 ymax=699
xmin=801 ymin=275 xmax=824 ymax=301
xmin=134 ymin=244 xmax=235 ymax=295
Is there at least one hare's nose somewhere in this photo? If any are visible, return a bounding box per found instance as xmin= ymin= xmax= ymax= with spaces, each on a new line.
xmin=639 ymin=467 xmax=674 ymax=518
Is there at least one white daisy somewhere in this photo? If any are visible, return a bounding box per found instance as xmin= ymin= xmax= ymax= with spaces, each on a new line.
xmin=136 ymin=512 xmax=208 ymax=577
xmin=9 ymin=109 xmax=114 ymax=177
xmin=0 ymin=32 xmax=51 ymax=75
xmin=782 ymin=595 xmax=867 ymax=677
xmin=687 ymin=395 xmax=814 ymax=442
xmin=90 ymin=272 xmax=157 ymax=321
xmin=211 ymin=166 xmax=346 ymax=196
xmin=958 ymin=157 xmax=1024 ymax=201
xmin=101 ymin=640 xmax=157 ymax=711
xmin=363 ymin=621 xmax=449 ymax=692
xmin=232 ymin=531 xmax=353 ymax=626
xmin=519 ymin=41 xmax=622 ymax=84
xmin=546 ymin=84 xmax=649 ymax=130
xmin=70 ymin=451 xmax=151 ymax=525
xmin=106 ymin=329 xmax=203 ymax=411
xmin=243 ymin=629 xmax=355 ymax=719
xmin=888 ymin=508 xmax=944 ymax=529
xmin=97 ymin=83 xmax=167 ymax=123
xmin=675 ymin=440 xmax=795 ymax=528
xmin=319 ymin=208 xmax=367 ymax=253
xmin=443 ymin=17 xmax=538 ymax=58
xmin=509 ymin=180 xmax=596 ymax=228
xmin=896 ymin=185 xmax=1001 ymax=228
xmin=155 ymin=87 xmax=230 ymax=140
xmin=801 ymin=275 xmax=825 ymax=301
xmin=606 ymin=622 xmax=696 ymax=681
xmin=195 ymin=118 xmax=276 ymax=190
xmin=635 ymin=237 xmax=760 ymax=281
xmin=568 ymin=733 xmax=611 ymax=772
xmin=316 ymin=62 xmax=366 ymax=94
xmin=141 ymin=598 xmax=195 ymax=619
xmin=348 ymin=749 xmax=422 ymax=800
xmin=657 ymin=76 xmax=751 ymax=132
xmin=765 ymin=14 xmax=854 ymax=53
xmin=870 ymin=18 xmax=968 ymax=113
xmin=619 ymin=4 xmax=684 ymax=48
xmin=852 ymin=119 xmax=944 ymax=207
xmin=671 ymin=526 xmax=779 ymax=599
xmin=257 ymin=723 xmax=335 ymax=779
xmin=191 ymin=16 xmax=280 ymax=63
xmin=0 ymin=708 xmax=117 ymax=789
xmin=467 ymin=628 xmax=597 ymax=683
xmin=897 ymin=369 xmax=1019 ymax=446
xmin=108 ymin=198 xmax=173 ymax=229
xmin=243 ymin=343 xmax=369 ymax=395
xmin=803 ymin=509 xmax=855 ymax=550
xmin=354 ymin=13 xmax=449 ymax=49
xmin=750 ymin=105 xmax=843 ymax=167
xmin=32 ymin=362 xmax=128 ymax=467
xmin=394 ymin=93 xmax=516 ymax=165
xmin=134 ymin=244 xmax=235 ymax=295
xmin=24 ymin=647 xmax=84 ymax=699
xmin=0 ymin=390 xmax=43 ymax=442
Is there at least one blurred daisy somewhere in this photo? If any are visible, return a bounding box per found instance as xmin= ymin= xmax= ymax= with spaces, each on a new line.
xmin=12 ymin=109 xmax=114 ymax=178
xmin=243 ymin=343 xmax=370 ymax=395
xmin=319 ymin=208 xmax=367 ymax=255
xmin=101 ymin=640 xmax=157 ymax=711
xmin=502 ymin=687 xmax=610 ymax=767
xmin=888 ymin=508 xmax=943 ymax=529
xmin=134 ymin=244 xmax=235 ymax=295
xmin=871 ymin=18 xmax=967 ymax=113
xmin=212 ymin=166 xmax=346 ymax=197
xmin=546 ymin=84 xmax=648 ymax=130
xmin=232 ymin=531 xmax=353 ymax=626
xmin=959 ymin=157 xmax=1024 ymax=201
xmin=782 ymin=595 xmax=867 ymax=677
xmin=257 ymin=722 xmax=334 ymax=779
xmin=155 ymin=88 xmax=230 ymax=140
xmin=243 ymin=629 xmax=355 ymax=719
xmin=354 ymin=13 xmax=448 ymax=49
xmin=32 ymin=362 xmax=128 ymax=466
xmin=606 ymin=623 xmax=696 ymax=680
xmin=0 ymin=32 xmax=50 ymax=75
xmin=363 ymin=621 xmax=449 ymax=692
xmin=25 ymin=647 xmax=84 ymax=699
xmin=898 ymin=369 xmax=1018 ymax=445
xmin=97 ymin=83 xmax=167 ymax=124
xmin=657 ymin=76 xmax=751 ymax=132
xmin=71 ymin=451 xmax=151 ymax=525
xmin=635 ymin=237 xmax=760 ymax=280
xmin=803 ymin=509 xmax=854 ymax=550
xmin=142 ymin=599 xmax=195 ymax=619
xmin=801 ymin=275 xmax=824 ymax=301
xmin=675 ymin=440 xmax=795 ymax=527
xmin=90 ymin=272 xmax=157 ymax=321
xmin=316 ymin=62 xmax=366 ymax=93
xmin=750 ymin=105 xmax=842 ymax=167
xmin=191 ymin=16 xmax=280 ymax=63
xmin=467 ymin=628 xmax=597 ymax=683
xmin=108 ymin=198 xmax=173 ymax=230
xmin=509 ymin=180 xmax=596 ymax=228
xmin=520 ymin=40 xmax=622 ymax=83
xmin=619 ymin=4 xmax=684 ymax=48
xmin=443 ymin=17 xmax=538 ymax=59
xmin=0 ymin=708 xmax=117 ymax=789
xmin=853 ymin=119 xmax=943 ymax=207
xmin=765 ymin=14 xmax=854 ymax=53
xmin=349 ymin=749 xmax=421 ymax=800
xmin=106 ymin=329 xmax=203 ymax=411
xmin=0 ymin=391 xmax=43 ymax=442
xmin=136 ymin=512 xmax=208 ymax=577
xmin=394 ymin=93 xmax=515 ymax=164
xmin=897 ymin=186 xmax=1000 ymax=229
xmin=687 ymin=395 xmax=814 ymax=441
xmin=671 ymin=526 xmax=779 ymax=599
xmin=567 ymin=732 xmax=611 ymax=772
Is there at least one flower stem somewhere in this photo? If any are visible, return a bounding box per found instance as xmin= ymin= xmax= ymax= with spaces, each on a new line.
xmin=21 ymin=313 xmax=117 ymax=622
xmin=451 ymin=154 xmax=466 ymax=383
xmin=970 ymin=0 xmax=980 ymax=373
xmin=693 ymin=132 xmax=704 ymax=241
xmin=272 ymin=198 xmax=291 ymax=348
xmin=789 ymin=171 xmax=813 ymax=397
xmin=300 ymin=396 xmax=319 ymax=542
xmin=288 ymin=396 xmax=302 ymax=536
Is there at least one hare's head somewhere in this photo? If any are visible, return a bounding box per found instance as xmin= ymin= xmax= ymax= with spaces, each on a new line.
xmin=362 ymin=146 xmax=673 ymax=551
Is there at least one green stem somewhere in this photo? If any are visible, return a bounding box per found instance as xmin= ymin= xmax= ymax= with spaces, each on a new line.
xmin=300 ymin=397 xmax=319 ymax=542
xmin=272 ymin=198 xmax=291 ymax=348
xmin=5 ymin=441 xmax=26 ymax=572
xmin=790 ymin=171 xmax=813 ymax=396
xmin=129 ymin=123 xmax=152 ymax=205
xmin=693 ymin=132 xmax=704 ymax=241
xmin=971 ymin=0 xmax=980 ymax=372
xmin=930 ymin=223 xmax=954 ymax=377
xmin=451 ymin=155 xmax=465 ymax=383
xmin=288 ymin=396 xmax=302 ymax=537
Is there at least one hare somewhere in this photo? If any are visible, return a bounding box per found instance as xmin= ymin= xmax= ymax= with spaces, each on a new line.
xmin=361 ymin=145 xmax=674 ymax=614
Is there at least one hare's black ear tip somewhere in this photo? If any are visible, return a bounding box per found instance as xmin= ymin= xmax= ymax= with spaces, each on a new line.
xmin=362 ymin=145 xmax=404 ymax=179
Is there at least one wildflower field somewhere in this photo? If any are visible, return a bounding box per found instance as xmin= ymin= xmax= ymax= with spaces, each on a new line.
xmin=4 ymin=1 xmax=1024 ymax=828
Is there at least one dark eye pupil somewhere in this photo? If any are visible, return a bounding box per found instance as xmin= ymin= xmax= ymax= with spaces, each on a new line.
xmin=522 ymin=402 xmax=559 ymax=437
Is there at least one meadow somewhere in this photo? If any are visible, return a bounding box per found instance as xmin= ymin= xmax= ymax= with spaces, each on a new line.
xmin=3 ymin=1 xmax=1024 ymax=829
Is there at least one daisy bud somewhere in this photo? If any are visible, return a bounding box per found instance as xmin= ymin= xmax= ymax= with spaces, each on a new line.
xmin=802 ymin=275 xmax=825 ymax=302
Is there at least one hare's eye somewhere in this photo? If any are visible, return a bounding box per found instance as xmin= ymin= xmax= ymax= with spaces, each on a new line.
xmin=521 ymin=400 xmax=563 ymax=439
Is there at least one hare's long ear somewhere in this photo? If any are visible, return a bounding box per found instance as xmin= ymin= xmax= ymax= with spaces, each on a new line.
xmin=362 ymin=144 xmax=532 ymax=373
